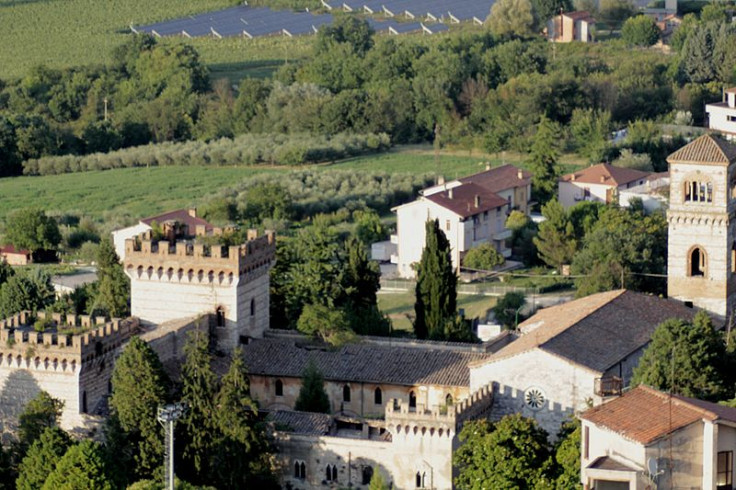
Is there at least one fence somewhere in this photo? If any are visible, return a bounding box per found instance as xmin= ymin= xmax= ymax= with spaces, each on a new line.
xmin=379 ymin=279 xmax=539 ymax=297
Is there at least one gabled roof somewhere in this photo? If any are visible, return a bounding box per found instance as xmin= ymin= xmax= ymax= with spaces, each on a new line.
xmin=0 ymin=245 xmax=31 ymax=256
xmin=241 ymin=337 xmax=494 ymax=387
xmin=560 ymin=163 xmax=650 ymax=187
xmin=580 ymin=385 xmax=736 ymax=445
xmin=725 ymin=87 xmax=736 ymax=94
xmin=268 ymin=410 xmax=333 ymax=435
xmin=140 ymin=208 xmax=214 ymax=233
xmin=458 ymin=164 xmax=532 ymax=194
xmin=424 ymin=182 xmax=508 ymax=218
xmin=563 ymin=10 xmax=595 ymax=21
xmin=667 ymin=134 xmax=736 ymax=166
xmin=470 ymin=290 xmax=697 ymax=373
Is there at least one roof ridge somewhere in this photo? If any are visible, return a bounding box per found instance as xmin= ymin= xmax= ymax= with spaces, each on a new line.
xmin=638 ymin=385 xmax=718 ymax=421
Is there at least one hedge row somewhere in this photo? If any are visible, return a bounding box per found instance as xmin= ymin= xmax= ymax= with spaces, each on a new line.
xmin=22 ymin=132 xmax=391 ymax=176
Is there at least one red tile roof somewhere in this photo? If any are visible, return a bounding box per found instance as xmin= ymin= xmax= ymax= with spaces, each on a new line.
xmin=458 ymin=164 xmax=532 ymax=194
xmin=581 ymin=385 xmax=736 ymax=444
xmin=141 ymin=208 xmax=213 ymax=233
xmin=560 ymin=163 xmax=650 ymax=187
xmin=0 ymin=245 xmax=31 ymax=256
xmin=563 ymin=10 xmax=595 ymax=21
xmin=667 ymin=134 xmax=736 ymax=165
xmin=424 ymin=183 xmax=509 ymax=218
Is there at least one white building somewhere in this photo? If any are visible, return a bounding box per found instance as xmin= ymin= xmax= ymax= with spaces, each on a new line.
xmin=111 ymin=208 xmax=213 ymax=261
xmin=392 ymin=165 xmax=531 ymax=279
xmin=618 ymin=172 xmax=669 ymax=213
xmin=558 ymin=164 xmax=651 ymax=209
xmin=706 ymin=88 xmax=736 ymax=140
xmin=468 ymin=289 xmax=696 ymax=436
xmin=580 ymin=385 xmax=736 ymax=490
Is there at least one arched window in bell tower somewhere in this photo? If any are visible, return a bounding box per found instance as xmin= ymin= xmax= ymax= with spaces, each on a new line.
xmin=690 ymin=247 xmax=707 ymax=277
xmin=684 ymin=180 xmax=713 ymax=203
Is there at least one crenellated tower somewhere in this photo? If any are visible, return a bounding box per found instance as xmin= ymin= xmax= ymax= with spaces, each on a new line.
xmin=123 ymin=229 xmax=276 ymax=350
xmin=667 ymin=134 xmax=736 ymax=319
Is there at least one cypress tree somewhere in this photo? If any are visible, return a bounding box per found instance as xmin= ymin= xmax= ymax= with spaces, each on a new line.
xmin=93 ymin=239 xmax=129 ymax=318
xmin=180 ymin=328 xmax=218 ymax=481
xmin=414 ymin=219 xmax=457 ymax=340
xmin=294 ymin=360 xmax=330 ymax=414
xmin=109 ymin=336 xmax=168 ymax=479
xmin=527 ymin=116 xmax=562 ymax=206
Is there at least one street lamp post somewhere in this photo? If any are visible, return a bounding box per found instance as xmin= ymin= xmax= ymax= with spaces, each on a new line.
xmin=157 ymin=402 xmax=187 ymax=490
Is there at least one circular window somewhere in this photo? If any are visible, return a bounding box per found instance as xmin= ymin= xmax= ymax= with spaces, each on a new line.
xmin=524 ymin=387 xmax=546 ymax=411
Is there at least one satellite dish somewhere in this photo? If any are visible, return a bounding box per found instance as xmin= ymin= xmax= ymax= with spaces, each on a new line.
xmin=647 ymin=457 xmax=659 ymax=476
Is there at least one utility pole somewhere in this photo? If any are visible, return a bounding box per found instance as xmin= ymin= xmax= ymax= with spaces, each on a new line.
xmin=157 ymin=402 xmax=187 ymax=490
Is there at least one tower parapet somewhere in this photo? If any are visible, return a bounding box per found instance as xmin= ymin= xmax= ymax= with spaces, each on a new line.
xmin=123 ymin=229 xmax=276 ymax=348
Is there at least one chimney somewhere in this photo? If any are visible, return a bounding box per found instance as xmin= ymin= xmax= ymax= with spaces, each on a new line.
xmin=438 ymin=176 xmax=445 ymax=186
xmin=474 ymin=195 xmax=481 ymax=208
xmin=600 ymin=175 xmax=606 ymax=183
xmin=517 ymin=169 xmax=523 ymax=180
xmin=448 ymin=188 xmax=454 ymax=199
xmin=571 ymin=173 xmax=576 ymax=181
xmin=188 ymin=208 xmax=197 ymax=218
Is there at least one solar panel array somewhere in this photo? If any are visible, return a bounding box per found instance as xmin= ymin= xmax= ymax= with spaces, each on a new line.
xmin=132 ymin=0 xmax=491 ymax=40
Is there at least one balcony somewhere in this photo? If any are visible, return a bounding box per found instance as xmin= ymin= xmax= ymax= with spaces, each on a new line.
xmin=594 ymin=376 xmax=623 ymax=397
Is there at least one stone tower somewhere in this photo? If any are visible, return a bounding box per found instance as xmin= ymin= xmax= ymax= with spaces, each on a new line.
xmin=123 ymin=229 xmax=276 ymax=350
xmin=667 ymin=134 xmax=736 ymax=320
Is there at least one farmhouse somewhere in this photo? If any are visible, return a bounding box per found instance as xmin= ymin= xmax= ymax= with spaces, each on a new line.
xmin=558 ymin=163 xmax=651 ymax=209
xmin=0 ymin=245 xmax=32 ymax=266
xmin=547 ymin=11 xmax=596 ymax=43
xmin=706 ymin=88 xmax=736 ymax=141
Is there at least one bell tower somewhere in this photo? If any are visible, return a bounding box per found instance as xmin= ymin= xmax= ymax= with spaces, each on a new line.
xmin=667 ymin=134 xmax=736 ymax=320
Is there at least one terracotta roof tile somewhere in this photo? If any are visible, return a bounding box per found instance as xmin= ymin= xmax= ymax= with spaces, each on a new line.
xmin=458 ymin=164 xmax=532 ymax=193
xmin=268 ymin=410 xmax=334 ymax=435
xmin=0 ymin=245 xmax=31 ymax=255
xmin=425 ymin=182 xmax=508 ymax=218
xmin=563 ymin=10 xmax=595 ymax=21
xmin=242 ymin=337 xmax=493 ymax=387
xmin=560 ymin=163 xmax=650 ymax=187
xmin=471 ymin=290 xmax=697 ymax=373
xmin=580 ymin=385 xmax=736 ymax=444
xmin=141 ymin=208 xmax=214 ymax=233
xmin=667 ymin=134 xmax=736 ymax=165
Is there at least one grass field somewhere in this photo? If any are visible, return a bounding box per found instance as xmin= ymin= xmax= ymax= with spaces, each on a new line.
xmin=0 ymin=145 xmax=586 ymax=224
xmin=378 ymin=291 xmax=495 ymax=332
xmin=0 ymin=0 xmax=314 ymax=81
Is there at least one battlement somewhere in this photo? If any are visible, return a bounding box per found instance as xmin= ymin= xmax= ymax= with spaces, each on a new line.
xmin=385 ymin=384 xmax=493 ymax=433
xmin=0 ymin=311 xmax=138 ymax=367
xmin=124 ymin=229 xmax=275 ymax=277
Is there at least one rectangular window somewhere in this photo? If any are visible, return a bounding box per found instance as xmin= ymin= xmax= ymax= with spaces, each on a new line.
xmin=718 ymin=451 xmax=733 ymax=490
xmin=583 ymin=426 xmax=589 ymax=460
xmin=728 ymin=115 xmax=736 ymax=123
xmin=445 ymin=220 xmax=451 ymax=231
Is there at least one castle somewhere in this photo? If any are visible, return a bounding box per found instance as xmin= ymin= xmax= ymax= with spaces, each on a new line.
xmin=1 ymin=134 xmax=735 ymax=489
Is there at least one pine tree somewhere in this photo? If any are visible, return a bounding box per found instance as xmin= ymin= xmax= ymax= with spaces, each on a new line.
xmin=18 ymin=391 xmax=64 ymax=452
xmin=527 ymin=116 xmax=562 ymax=206
xmin=109 ymin=336 xmax=168 ymax=479
xmin=342 ymin=235 xmax=390 ymax=336
xmin=533 ymin=200 xmax=577 ymax=270
xmin=294 ymin=360 xmax=331 ymax=414
xmin=93 ymin=239 xmax=129 ymax=318
xmin=17 ymin=426 xmax=72 ymax=490
xmin=41 ymin=441 xmax=113 ymax=490
xmin=180 ymin=328 xmax=218 ymax=481
xmin=414 ymin=219 xmax=457 ymax=340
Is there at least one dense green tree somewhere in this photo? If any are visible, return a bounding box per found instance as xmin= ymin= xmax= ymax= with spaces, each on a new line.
xmin=213 ymin=348 xmax=276 ymax=489
xmin=0 ymin=271 xmax=55 ymax=318
xmin=414 ymin=219 xmax=457 ymax=340
xmin=462 ymin=243 xmax=505 ymax=271
xmin=239 ymin=182 xmax=292 ymax=223
xmin=552 ymin=418 xmax=581 ymax=489
xmin=571 ymin=205 xmax=667 ymax=296
xmin=613 ymin=149 xmax=653 ymax=171
xmin=180 ymin=329 xmax=218 ymax=481
xmin=530 ymin=0 xmax=572 ymax=27
xmin=454 ymin=415 xmax=552 ymax=489
xmin=0 ymin=444 xmax=13 ymax=490
xmin=342 ymin=236 xmax=390 ymax=336
xmin=683 ymin=23 xmax=718 ymax=83
xmin=315 ymin=15 xmax=375 ymax=56
xmin=700 ymin=2 xmax=729 ymax=23
xmin=353 ymin=209 xmax=388 ymax=245
xmin=368 ymin=470 xmax=390 ymax=490
xmin=18 ymin=392 xmax=64 ymax=454
xmin=488 ymin=0 xmax=536 ymax=37
xmin=527 ymin=116 xmax=562 ymax=206
xmin=569 ymin=108 xmax=610 ymax=162
xmin=598 ymin=0 xmax=635 ymax=31
xmin=109 ymin=336 xmax=168 ymax=479
xmin=297 ymin=303 xmax=355 ymax=346
xmin=17 ymin=426 xmax=72 ymax=490
xmin=41 ymin=441 xmax=113 ymax=490
xmin=533 ymin=200 xmax=577 ymax=270
xmin=294 ymin=361 xmax=331 ymax=414
xmin=632 ymin=311 xmax=730 ymax=401
xmin=4 ymin=208 xmax=61 ymax=252
xmin=92 ymin=239 xmax=129 ymax=318
xmin=492 ymin=292 xmax=527 ymax=329
xmin=621 ymin=15 xmax=660 ymax=46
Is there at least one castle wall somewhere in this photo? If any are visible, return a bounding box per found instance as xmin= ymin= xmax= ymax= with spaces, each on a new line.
xmin=250 ymin=374 xmax=469 ymax=418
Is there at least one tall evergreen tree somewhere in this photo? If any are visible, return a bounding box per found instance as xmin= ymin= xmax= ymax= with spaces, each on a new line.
xmin=109 ymin=336 xmax=168 ymax=479
xmin=92 ymin=239 xmax=129 ymax=318
xmin=294 ymin=361 xmax=331 ymax=414
xmin=213 ymin=349 xmax=276 ymax=489
xmin=527 ymin=116 xmax=563 ymax=206
xmin=414 ymin=219 xmax=457 ymax=340
xmin=342 ymin=236 xmax=390 ymax=336
xmin=180 ymin=328 xmax=218 ymax=481
xmin=17 ymin=426 xmax=72 ymax=490
xmin=18 ymin=391 xmax=64 ymax=452
xmin=533 ymin=200 xmax=577 ymax=270
xmin=41 ymin=441 xmax=113 ymax=490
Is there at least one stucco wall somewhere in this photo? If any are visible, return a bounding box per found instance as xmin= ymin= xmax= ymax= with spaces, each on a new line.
xmin=707 ymin=104 xmax=736 ymax=138
xmin=559 ymin=181 xmax=613 ymax=209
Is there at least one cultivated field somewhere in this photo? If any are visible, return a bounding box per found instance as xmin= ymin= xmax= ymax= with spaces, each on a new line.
xmin=0 ymin=0 xmax=313 ymax=81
